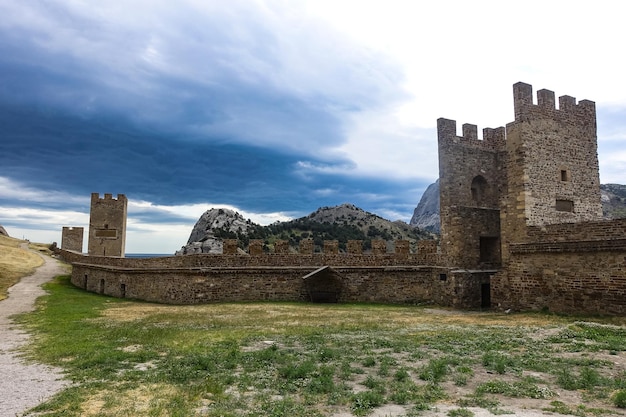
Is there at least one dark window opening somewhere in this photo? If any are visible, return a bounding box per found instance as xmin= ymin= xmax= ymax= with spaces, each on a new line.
xmin=479 ymin=236 xmax=501 ymax=264
xmin=439 ymin=273 xmax=447 ymax=281
xmin=121 ymin=283 xmax=126 ymax=298
xmin=83 ymin=274 xmax=88 ymax=289
xmin=99 ymin=279 xmax=105 ymax=294
xmin=560 ymin=170 xmax=570 ymax=181
xmin=556 ymin=199 xmax=574 ymax=212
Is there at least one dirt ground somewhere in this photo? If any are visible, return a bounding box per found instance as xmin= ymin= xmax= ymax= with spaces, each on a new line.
xmin=0 ymin=245 xmax=69 ymax=417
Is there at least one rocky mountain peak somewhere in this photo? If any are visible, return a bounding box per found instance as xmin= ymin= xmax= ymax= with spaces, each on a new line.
xmin=176 ymin=203 xmax=433 ymax=255
xmin=409 ymin=180 xmax=440 ymax=233
xmin=177 ymin=208 xmax=255 ymax=255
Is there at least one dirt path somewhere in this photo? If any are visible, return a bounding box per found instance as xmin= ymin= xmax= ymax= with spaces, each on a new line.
xmin=0 ymin=245 xmax=70 ymax=417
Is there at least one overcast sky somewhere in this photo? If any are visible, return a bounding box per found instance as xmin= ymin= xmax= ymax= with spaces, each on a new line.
xmin=1 ymin=0 xmax=624 ymax=254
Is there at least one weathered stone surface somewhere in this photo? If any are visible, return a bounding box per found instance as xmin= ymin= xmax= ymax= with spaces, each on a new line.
xmin=61 ymin=227 xmax=83 ymax=252
xmin=0 ymin=225 xmax=8 ymax=237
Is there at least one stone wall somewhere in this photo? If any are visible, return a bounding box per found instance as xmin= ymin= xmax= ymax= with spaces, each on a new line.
xmin=492 ymin=249 xmax=626 ymax=315
xmin=69 ymin=261 xmax=480 ymax=307
xmin=492 ymin=217 xmax=626 ymax=314
xmin=61 ymin=226 xmax=84 ymax=252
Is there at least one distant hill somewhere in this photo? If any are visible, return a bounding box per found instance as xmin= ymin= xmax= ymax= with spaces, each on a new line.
xmin=177 ymin=204 xmax=433 ymax=255
xmin=409 ymin=181 xmax=626 ymax=234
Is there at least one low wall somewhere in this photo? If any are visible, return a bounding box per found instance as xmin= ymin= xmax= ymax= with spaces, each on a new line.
xmin=60 ymin=250 xmax=492 ymax=308
xmin=492 ymin=246 xmax=626 ymax=315
xmin=58 ymin=250 xmax=443 ymax=269
xmin=69 ymin=263 xmax=477 ymax=306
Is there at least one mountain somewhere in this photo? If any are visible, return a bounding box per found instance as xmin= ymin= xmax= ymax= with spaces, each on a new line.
xmin=409 ymin=181 xmax=626 ymax=234
xmin=409 ymin=180 xmax=440 ymax=233
xmin=176 ymin=208 xmax=258 ymax=255
xmin=177 ymin=203 xmax=433 ymax=255
xmin=601 ymin=183 xmax=626 ymax=219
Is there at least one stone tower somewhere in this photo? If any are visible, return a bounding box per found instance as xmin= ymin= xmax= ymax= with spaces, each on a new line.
xmin=88 ymin=193 xmax=128 ymax=257
xmin=501 ymin=82 xmax=602 ymax=259
xmin=438 ymin=82 xmax=603 ymax=268
xmin=61 ymin=226 xmax=84 ymax=252
xmin=437 ymin=119 xmax=507 ymax=269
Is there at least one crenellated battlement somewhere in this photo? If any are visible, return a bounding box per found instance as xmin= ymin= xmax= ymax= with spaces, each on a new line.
xmin=513 ymin=82 xmax=596 ymax=123
xmin=437 ymin=118 xmax=505 ymax=152
xmin=91 ymin=192 xmax=127 ymax=203
xmin=220 ymin=238 xmax=438 ymax=258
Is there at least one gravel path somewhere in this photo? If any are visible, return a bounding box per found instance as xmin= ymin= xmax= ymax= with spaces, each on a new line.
xmin=0 ymin=245 xmax=70 ymax=417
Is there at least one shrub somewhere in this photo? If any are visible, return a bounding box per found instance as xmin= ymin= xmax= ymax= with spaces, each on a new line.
xmin=613 ymin=390 xmax=626 ymax=408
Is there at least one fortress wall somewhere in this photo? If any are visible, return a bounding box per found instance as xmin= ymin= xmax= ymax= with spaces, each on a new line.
xmin=524 ymin=218 xmax=626 ymax=243
xmin=69 ymin=263 xmax=469 ymax=306
xmin=492 ymin=248 xmax=626 ymax=315
xmin=57 ymin=248 xmax=444 ymax=269
xmin=492 ymin=219 xmax=626 ymax=315
xmin=61 ymin=227 xmax=84 ymax=252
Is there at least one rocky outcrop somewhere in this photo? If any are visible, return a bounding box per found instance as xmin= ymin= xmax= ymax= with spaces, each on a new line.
xmin=176 ymin=208 xmax=255 ymax=255
xmin=0 ymin=225 xmax=8 ymax=237
xmin=409 ymin=180 xmax=440 ymax=233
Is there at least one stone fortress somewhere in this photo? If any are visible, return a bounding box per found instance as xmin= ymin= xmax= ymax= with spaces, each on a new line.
xmin=58 ymin=82 xmax=626 ymax=315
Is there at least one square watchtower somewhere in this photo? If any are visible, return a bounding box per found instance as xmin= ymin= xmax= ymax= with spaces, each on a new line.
xmin=87 ymin=193 xmax=128 ymax=257
xmin=502 ymin=83 xmax=603 ymax=251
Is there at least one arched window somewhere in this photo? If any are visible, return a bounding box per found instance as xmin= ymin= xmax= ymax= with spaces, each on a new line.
xmin=471 ymin=175 xmax=489 ymax=204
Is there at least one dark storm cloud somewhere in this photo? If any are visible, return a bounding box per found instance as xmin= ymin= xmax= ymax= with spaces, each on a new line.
xmin=0 ymin=1 xmax=435 ymax=253
xmin=0 ymin=1 xmax=414 ymax=214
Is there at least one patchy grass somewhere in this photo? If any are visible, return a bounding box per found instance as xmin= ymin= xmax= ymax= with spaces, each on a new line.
xmin=15 ymin=275 xmax=626 ymax=416
xmin=0 ymin=235 xmax=46 ymax=300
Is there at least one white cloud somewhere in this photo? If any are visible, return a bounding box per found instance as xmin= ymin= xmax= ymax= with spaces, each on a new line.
xmin=0 ymin=177 xmax=89 ymax=206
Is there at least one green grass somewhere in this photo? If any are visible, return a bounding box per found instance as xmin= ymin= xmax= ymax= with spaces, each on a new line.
xmin=15 ymin=275 xmax=626 ymax=416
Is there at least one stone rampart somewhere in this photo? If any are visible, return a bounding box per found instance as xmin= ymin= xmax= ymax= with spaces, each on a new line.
xmin=57 ymin=238 xmax=488 ymax=308
xmin=492 ymin=248 xmax=626 ymax=315
xmin=68 ymin=262 xmax=480 ymax=307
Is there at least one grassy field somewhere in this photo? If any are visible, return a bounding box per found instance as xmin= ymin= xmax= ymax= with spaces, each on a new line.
xmin=0 ymin=235 xmax=48 ymax=300
xmin=14 ymin=274 xmax=626 ymax=417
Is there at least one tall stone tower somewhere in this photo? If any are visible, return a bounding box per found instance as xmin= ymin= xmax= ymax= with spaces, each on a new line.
xmin=501 ymin=82 xmax=602 ymax=257
xmin=88 ymin=193 xmax=128 ymax=257
xmin=437 ymin=120 xmax=507 ymax=269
